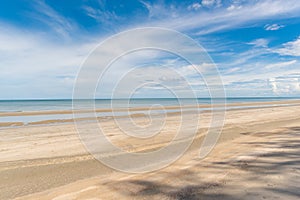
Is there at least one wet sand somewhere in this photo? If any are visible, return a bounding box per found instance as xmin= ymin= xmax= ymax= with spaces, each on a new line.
xmin=0 ymin=101 xmax=300 ymax=199
xmin=1 ymin=99 xmax=300 ymax=117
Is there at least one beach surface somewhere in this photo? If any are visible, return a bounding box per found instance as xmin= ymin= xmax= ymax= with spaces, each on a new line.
xmin=1 ymin=101 xmax=300 ymax=199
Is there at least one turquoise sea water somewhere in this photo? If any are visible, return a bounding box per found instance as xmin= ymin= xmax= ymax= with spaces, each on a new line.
xmin=0 ymin=97 xmax=299 ymax=126
xmin=0 ymin=97 xmax=299 ymax=112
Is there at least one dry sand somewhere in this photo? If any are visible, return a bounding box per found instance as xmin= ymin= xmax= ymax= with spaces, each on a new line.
xmin=0 ymin=101 xmax=300 ymax=199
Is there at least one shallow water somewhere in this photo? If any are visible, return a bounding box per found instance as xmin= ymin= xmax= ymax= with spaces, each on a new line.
xmin=0 ymin=98 xmax=299 ymax=127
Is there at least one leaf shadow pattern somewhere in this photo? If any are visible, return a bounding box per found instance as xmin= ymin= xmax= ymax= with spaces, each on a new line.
xmin=105 ymin=126 xmax=300 ymax=200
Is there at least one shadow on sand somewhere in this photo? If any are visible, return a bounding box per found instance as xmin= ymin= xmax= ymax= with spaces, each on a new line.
xmin=105 ymin=126 xmax=300 ymax=199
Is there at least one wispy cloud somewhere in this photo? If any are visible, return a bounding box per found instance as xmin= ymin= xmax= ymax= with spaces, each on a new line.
xmin=264 ymin=24 xmax=284 ymax=31
xmin=248 ymin=38 xmax=269 ymax=48
xmin=275 ymin=36 xmax=300 ymax=56
xmin=187 ymin=3 xmax=202 ymax=11
xmin=1 ymin=0 xmax=300 ymax=98
xmin=82 ymin=1 xmax=119 ymax=27
xmin=0 ymin=23 xmax=96 ymax=99
xmin=265 ymin=60 xmax=297 ymax=69
xmin=29 ymin=0 xmax=77 ymax=39
xmin=226 ymin=4 xmax=242 ymax=11
xmin=201 ymin=0 xmax=222 ymax=8
xmin=140 ymin=0 xmax=178 ymax=19
xmin=145 ymin=0 xmax=300 ymax=35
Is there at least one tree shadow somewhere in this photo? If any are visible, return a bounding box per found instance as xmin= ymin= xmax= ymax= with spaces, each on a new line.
xmin=104 ymin=126 xmax=300 ymax=199
xmin=111 ymin=179 xmax=240 ymax=200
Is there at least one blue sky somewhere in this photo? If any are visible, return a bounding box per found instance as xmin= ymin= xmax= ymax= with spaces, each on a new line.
xmin=1 ymin=0 xmax=300 ymax=99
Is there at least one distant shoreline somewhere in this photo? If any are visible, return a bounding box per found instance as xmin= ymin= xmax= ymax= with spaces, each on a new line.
xmin=1 ymin=99 xmax=300 ymax=128
xmin=1 ymin=96 xmax=300 ymax=101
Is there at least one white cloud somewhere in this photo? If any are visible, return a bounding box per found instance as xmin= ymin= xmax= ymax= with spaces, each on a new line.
xmin=202 ymin=0 xmax=215 ymax=7
xmin=201 ymin=0 xmax=222 ymax=8
xmin=264 ymin=24 xmax=284 ymax=31
xmin=140 ymin=0 xmax=178 ymax=19
xmin=2 ymin=0 xmax=300 ymax=98
xmin=220 ymin=58 xmax=300 ymax=90
xmin=269 ymin=75 xmax=300 ymax=94
xmin=0 ymin=23 xmax=96 ymax=99
xmin=83 ymin=4 xmax=119 ymax=26
xmin=188 ymin=3 xmax=202 ymax=11
xmin=227 ymin=5 xmax=242 ymax=11
xmin=147 ymin=0 xmax=300 ymax=36
xmin=265 ymin=60 xmax=297 ymax=69
xmin=248 ymin=38 xmax=269 ymax=48
xmin=95 ymin=63 xmax=211 ymax=98
xmin=275 ymin=36 xmax=300 ymax=56
xmin=30 ymin=0 xmax=77 ymax=39
xmin=224 ymin=67 xmax=240 ymax=74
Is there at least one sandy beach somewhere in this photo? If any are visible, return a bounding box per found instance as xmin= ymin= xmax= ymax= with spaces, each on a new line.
xmin=1 ymin=101 xmax=300 ymax=199
xmin=2 ymin=0 xmax=300 ymax=199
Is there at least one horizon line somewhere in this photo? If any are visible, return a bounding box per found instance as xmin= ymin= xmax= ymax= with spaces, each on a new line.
xmin=1 ymin=97 xmax=300 ymax=101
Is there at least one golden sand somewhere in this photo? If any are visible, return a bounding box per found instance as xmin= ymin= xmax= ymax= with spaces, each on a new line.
xmin=0 ymin=101 xmax=300 ymax=199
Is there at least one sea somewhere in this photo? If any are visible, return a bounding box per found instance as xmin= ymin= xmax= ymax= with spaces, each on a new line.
xmin=0 ymin=97 xmax=299 ymax=126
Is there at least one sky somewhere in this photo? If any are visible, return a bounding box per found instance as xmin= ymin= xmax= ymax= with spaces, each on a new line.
xmin=1 ymin=0 xmax=300 ymax=99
